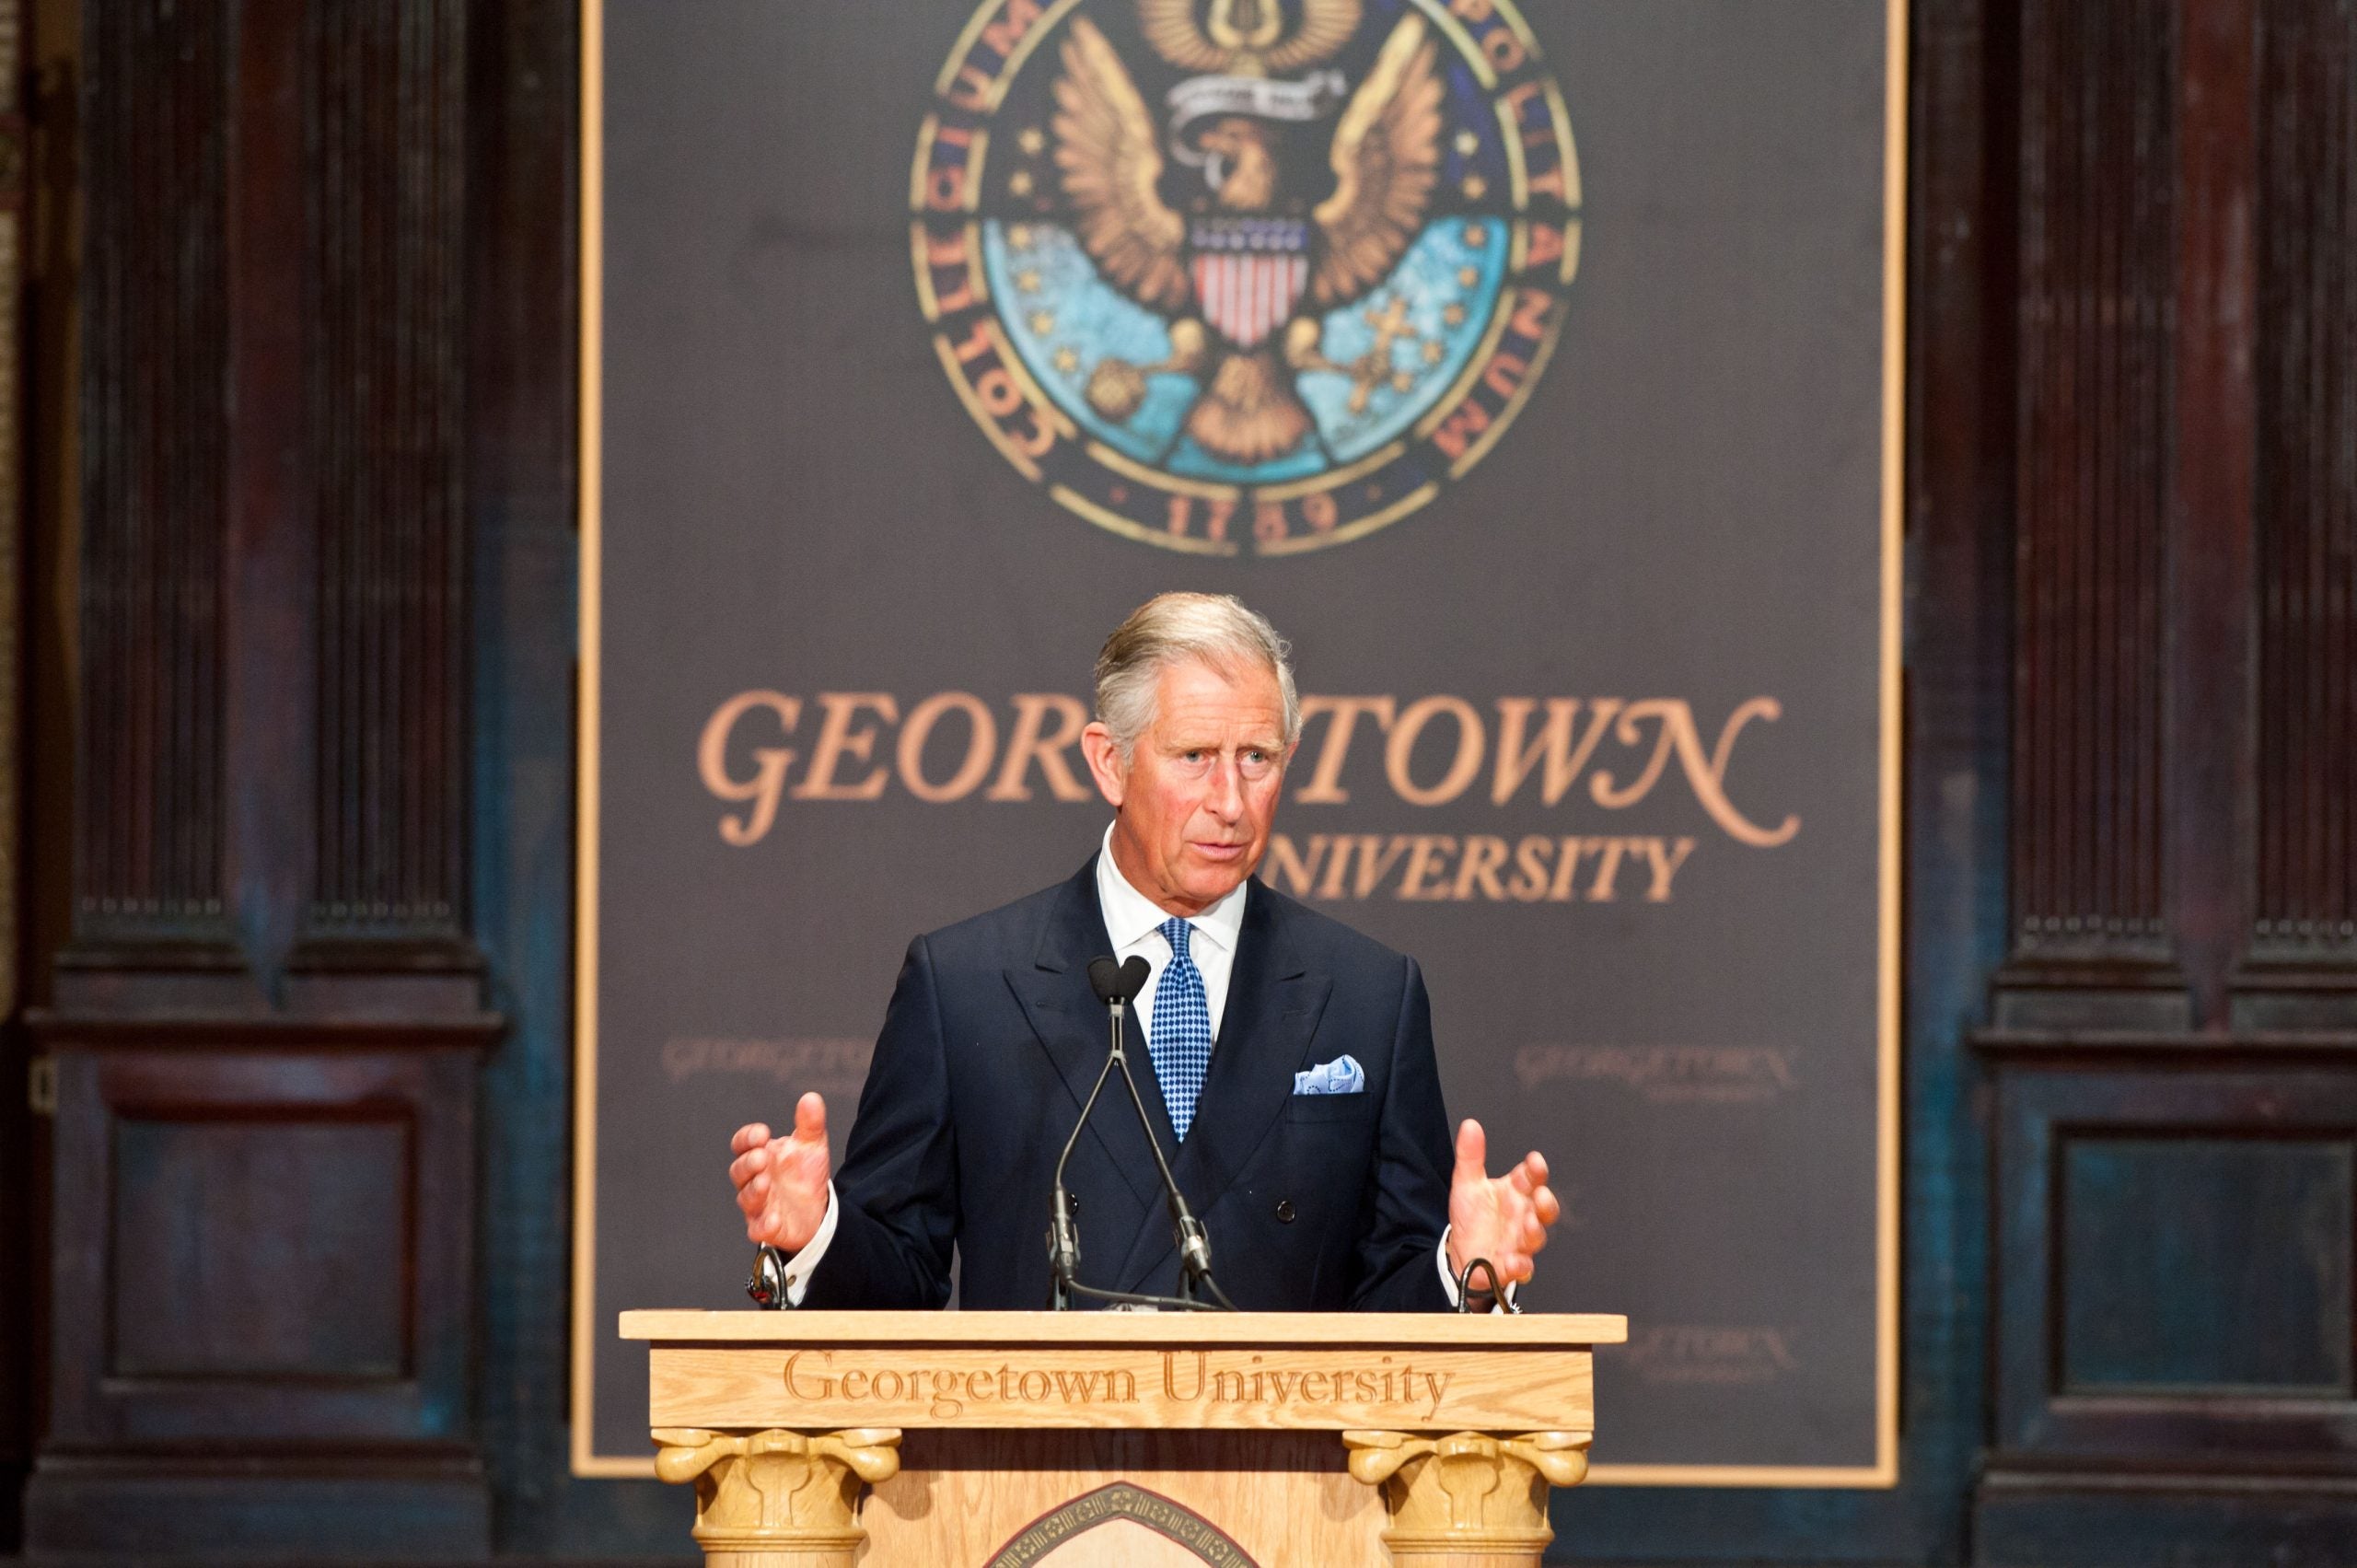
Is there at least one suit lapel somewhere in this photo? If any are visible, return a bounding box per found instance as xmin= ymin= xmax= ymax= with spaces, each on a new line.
xmin=1117 ymin=882 xmax=1332 ymax=1293
xmin=1006 ymin=860 xmax=1168 ymax=1213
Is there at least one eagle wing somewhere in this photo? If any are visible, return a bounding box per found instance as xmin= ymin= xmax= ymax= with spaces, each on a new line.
xmin=1052 ymin=17 xmax=1190 ymax=311
xmin=1310 ymin=14 xmax=1443 ymax=306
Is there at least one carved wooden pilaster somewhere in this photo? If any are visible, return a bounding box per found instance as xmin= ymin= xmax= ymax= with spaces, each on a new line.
xmin=653 ymin=1427 xmax=904 ymax=1568
xmin=302 ymin=0 xmax=470 ymax=965
xmin=2242 ymin=0 xmax=2357 ymax=1027
xmin=71 ymin=0 xmax=234 ymax=964
xmin=1994 ymin=0 xmax=2185 ymax=1028
xmin=1343 ymin=1429 xmax=1590 ymax=1567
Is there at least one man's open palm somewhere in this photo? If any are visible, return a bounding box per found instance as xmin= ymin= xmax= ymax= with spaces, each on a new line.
xmin=729 ymin=1092 xmax=832 ymax=1253
xmin=1446 ymin=1118 xmax=1560 ymax=1291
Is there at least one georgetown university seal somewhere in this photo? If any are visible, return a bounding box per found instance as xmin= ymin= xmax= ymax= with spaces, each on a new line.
xmin=913 ymin=0 xmax=1579 ymax=555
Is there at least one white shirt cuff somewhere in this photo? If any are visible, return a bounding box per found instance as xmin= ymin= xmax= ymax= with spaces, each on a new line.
xmin=779 ymin=1182 xmax=840 ymax=1307
xmin=1436 ymin=1225 xmax=1518 ymax=1314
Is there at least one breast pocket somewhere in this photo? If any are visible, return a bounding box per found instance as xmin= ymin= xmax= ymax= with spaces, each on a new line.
xmin=1283 ymin=1091 xmax=1377 ymax=1123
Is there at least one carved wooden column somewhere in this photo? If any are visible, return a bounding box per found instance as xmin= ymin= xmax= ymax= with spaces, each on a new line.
xmin=653 ymin=1428 xmax=903 ymax=1568
xmin=1343 ymin=1430 xmax=1591 ymax=1568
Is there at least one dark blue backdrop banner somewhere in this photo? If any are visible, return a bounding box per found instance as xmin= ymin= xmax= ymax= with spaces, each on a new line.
xmin=575 ymin=0 xmax=1902 ymax=1485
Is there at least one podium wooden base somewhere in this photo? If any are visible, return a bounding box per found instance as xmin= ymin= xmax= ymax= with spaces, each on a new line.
xmin=626 ymin=1310 xmax=1624 ymax=1568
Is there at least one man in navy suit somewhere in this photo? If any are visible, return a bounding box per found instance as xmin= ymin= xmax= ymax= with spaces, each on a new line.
xmin=727 ymin=593 xmax=1559 ymax=1310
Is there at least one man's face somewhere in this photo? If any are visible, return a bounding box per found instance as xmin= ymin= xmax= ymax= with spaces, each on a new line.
xmin=1082 ymin=658 xmax=1293 ymax=917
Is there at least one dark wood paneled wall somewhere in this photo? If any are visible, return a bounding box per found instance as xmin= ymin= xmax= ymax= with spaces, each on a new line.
xmin=1973 ymin=0 xmax=2357 ymax=1562
xmin=23 ymin=0 xmax=502 ymax=1557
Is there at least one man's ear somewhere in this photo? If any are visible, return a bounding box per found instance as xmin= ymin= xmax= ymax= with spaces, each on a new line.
xmin=1080 ymin=721 xmax=1127 ymax=808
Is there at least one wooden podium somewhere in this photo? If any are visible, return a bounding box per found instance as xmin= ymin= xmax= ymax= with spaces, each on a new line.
xmin=622 ymin=1308 xmax=1626 ymax=1568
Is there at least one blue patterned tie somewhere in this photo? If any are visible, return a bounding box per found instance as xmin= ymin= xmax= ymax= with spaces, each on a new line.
xmin=1149 ymin=917 xmax=1213 ymax=1141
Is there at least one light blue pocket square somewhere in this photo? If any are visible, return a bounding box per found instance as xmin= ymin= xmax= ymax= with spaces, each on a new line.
xmin=1293 ymin=1054 xmax=1366 ymax=1096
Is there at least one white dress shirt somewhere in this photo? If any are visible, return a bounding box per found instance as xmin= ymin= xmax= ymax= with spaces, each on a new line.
xmin=772 ymin=826 xmax=1503 ymax=1308
xmin=1094 ymin=821 xmax=1248 ymax=1041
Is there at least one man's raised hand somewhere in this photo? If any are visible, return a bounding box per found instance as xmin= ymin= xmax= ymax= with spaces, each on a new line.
xmin=1445 ymin=1117 xmax=1562 ymax=1292
xmin=729 ymin=1092 xmax=832 ymax=1253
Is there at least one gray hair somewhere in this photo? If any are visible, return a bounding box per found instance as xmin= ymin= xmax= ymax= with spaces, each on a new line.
xmin=1094 ymin=593 xmax=1300 ymax=759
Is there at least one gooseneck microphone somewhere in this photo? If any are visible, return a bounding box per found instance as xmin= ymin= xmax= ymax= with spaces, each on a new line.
xmin=1043 ymin=957 xmax=1140 ymax=1308
xmin=1091 ymin=958 xmax=1234 ymax=1311
xmin=1043 ymin=955 xmax=1234 ymax=1311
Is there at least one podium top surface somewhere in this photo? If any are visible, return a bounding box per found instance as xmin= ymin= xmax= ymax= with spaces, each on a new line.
xmin=620 ymin=1309 xmax=1627 ymax=1346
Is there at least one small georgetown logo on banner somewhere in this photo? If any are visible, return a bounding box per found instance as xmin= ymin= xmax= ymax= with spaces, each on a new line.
xmin=912 ymin=0 xmax=1579 ymax=556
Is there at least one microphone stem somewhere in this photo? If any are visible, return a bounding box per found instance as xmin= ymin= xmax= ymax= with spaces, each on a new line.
xmin=1047 ymin=1035 xmax=1121 ymax=1310
xmin=1106 ymin=1000 xmax=1227 ymax=1306
xmin=1053 ymin=971 xmax=1233 ymax=1312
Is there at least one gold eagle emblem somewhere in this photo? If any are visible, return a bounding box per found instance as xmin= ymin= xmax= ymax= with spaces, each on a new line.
xmin=1051 ymin=2 xmax=1441 ymax=465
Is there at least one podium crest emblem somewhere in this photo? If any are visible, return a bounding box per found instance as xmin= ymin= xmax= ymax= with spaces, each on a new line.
xmin=985 ymin=1481 xmax=1260 ymax=1566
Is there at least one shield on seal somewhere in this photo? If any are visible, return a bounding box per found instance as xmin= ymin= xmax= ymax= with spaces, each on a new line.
xmin=1190 ymin=218 xmax=1310 ymax=349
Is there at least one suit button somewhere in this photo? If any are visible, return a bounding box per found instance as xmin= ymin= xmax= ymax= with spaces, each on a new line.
xmin=1274 ymin=1199 xmax=1296 ymax=1224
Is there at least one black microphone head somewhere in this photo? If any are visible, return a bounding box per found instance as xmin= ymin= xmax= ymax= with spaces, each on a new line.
xmin=1118 ymin=955 xmax=1151 ymax=1001
xmin=1086 ymin=957 xmax=1125 ymax=1005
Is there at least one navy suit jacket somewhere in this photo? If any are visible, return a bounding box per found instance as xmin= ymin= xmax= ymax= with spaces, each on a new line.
xmin=802 ymin=856 xmax=1457 ymax=1311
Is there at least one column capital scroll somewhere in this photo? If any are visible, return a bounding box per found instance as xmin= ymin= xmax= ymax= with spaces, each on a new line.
xmin=1342 ymin=1429 xmax=1593 ymax=1565
xmin=651 ymin=1426 xmax=902 ymax=1567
